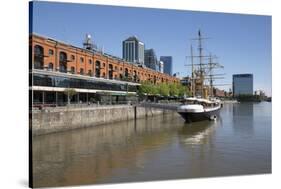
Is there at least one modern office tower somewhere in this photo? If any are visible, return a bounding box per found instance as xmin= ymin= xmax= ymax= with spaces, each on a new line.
xmin=122 ymin=36 xmax=144 ymax=64
xmin=232 ymin=74 xmax=253 ymax=96
xmin=160 ymin=56 xmax=173 ymax=76
xmin=144 ymin=49 xmax=158 ymax=70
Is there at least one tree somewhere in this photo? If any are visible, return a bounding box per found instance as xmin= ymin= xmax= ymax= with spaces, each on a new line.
xmin=169 ymin=83 xmax=179 ymax=97
xmin=64 ymin=88 xmax=77 ymax=105
xmin=150 ymin=84 xmax=159 ymax=95
xmin=178 ymin=84 xmax=190 ymax=97
xmin=158 ymin=83 xmax=169 ymax=96
xmin=138 ymin=82 xmax=190 ymax=99
xmin=138 ymin=81 xmax=151 ymax=95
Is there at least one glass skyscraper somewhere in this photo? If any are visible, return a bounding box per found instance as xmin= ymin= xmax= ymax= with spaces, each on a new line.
xmin=144 ymin=49 xmax=158 ymax=71
xmin=232 ymin=74 xmax=253 ymax=96
xmin=122 ymin=36 xmax=144 ymax=64
xmin=160 ymin=56 xmax=173 ymax=76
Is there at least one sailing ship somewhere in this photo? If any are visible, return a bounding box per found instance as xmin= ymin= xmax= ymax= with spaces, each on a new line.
xmin=177 ymin=30 xmax=224 ymax=123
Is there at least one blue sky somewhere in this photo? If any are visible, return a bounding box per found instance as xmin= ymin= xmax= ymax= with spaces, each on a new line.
xmin=31 ymin=1 xmax=272 ymax=96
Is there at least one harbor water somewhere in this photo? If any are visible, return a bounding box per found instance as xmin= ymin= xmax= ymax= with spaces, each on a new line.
xmin=32 ymin=102 xmax=271 ymax=187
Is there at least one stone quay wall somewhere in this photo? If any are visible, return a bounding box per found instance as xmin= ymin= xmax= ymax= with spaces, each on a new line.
xmin=31 ymin=105 xmax=172 ymax=135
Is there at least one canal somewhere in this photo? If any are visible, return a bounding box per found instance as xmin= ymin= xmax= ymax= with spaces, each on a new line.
xmin=32 ymin=102 xmax=271 ymax=187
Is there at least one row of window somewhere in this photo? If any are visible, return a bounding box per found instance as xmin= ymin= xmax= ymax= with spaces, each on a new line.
xmin=38 ymin=45 xmax=93 ymax=64
xmin=33 ymin=44 xmax=172 ymax=82
xmin=31 ymin=73 xmax=138 ymax=92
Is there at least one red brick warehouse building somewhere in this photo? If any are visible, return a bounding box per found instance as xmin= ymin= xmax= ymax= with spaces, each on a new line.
xmin=29 ymin=34 xmax=179 ymax=106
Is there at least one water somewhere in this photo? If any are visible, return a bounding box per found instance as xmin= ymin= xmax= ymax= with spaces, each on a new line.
xmin=32 ymin=102 xmax=272 ymax=187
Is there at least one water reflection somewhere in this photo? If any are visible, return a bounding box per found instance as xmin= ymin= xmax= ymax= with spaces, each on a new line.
xmin=32 ymin=114 xmax=183 ymax=187
xmin=32 ymin=103 xmax=271 ymax=187
xmin=232 ymin=103 xmax=254 ymax=135
xmin=178 ymin=121 xmax=219 ymax=145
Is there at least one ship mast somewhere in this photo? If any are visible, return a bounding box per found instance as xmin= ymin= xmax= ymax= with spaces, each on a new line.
xmin=206 ymin=54 xmax=224 ymax=97
xmin=190 ymin=45 xmax=195 ymax=97
xmin=198 ymin=30 xmax=204 ymax=96
xmin=186 ymin=30 xmax=224 ymax=98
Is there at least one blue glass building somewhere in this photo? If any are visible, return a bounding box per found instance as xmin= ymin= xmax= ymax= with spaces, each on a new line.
xmin=232 ymin=74 xmax=253 ymax=96
xmin=160 ymin=56 xmax=173 ymax=76
xmin=144 ymin=49 xmax=158 ymax=71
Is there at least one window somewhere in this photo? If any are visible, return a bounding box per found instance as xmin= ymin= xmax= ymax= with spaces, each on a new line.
xmin=133 ymin=70 xmax=137 ymax=82
xmin=48 ymin=63 xmax=53 ymax=71
xmin=59 ymin=52 xmax=67 ymax=73
xmin=32 ymin=73 xmax=138 ymax=92
xmin=103 ymin=63 xmax=105 ymax=67
xmin=71 ymin=67 xmax=75 ymax=74
xmin=88 ymin=70 xmax=92 ymax=76
xmin=48 ymin=49 xmax=54 ymax=55
xmin=89 ymin=59 xmax=92 ymax=64
xmin=80 ymin=57 xmax=84 ymax=63
xmin=115 ymin=66 xmax=118 ymax=71
xmin=108 ymin=64 xmax=113 ymax=79
xmin=80 ymin=68 xmax=84 ymax=75
xmin=34 ymin=45 xmax=44 ymax=69
xmin=125 ymin=68 xmax=129 ymax=77
xmin=95 ymin=61 xmax=101 ymax=78
xmin=71 ymin=55 xmax=75 ymax=61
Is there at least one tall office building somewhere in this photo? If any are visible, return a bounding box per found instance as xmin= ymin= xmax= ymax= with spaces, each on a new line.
xmin=160 ymin=56 xmax=173 ymax=76
xmin=144 ymin=49 xmax=158 ymax=70
xmin=232 ymin=74 xmax=253 ymax=96
xmin=122 ymin=36 xmax=144 ymax=64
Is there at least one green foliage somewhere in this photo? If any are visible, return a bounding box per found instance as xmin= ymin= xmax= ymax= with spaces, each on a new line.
xmin=178 ymin=84 xmax=188 ymax=97
xmin=138 ymin=82 xmax=190 ymax=97
xmin=236 ymin=94 xmax=262 ymax=102
xmin=150 ymin=84 xmax=159 ymax=95
xmin=138 ymin=81 xmax=152 ymax=95
xmin=64 ymin=88 xmax=77 ymax=97
xmin=158 ymin=83 xmax=169 ymax=96
xmin=64 ymin=88 xmax=77 ymax=104
xmin=169 ymin=83 xmax=179 ymax=96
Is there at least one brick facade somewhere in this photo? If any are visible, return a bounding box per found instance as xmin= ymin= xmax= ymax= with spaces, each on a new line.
xmin=30 ymin=34 xmax=179 ymax=84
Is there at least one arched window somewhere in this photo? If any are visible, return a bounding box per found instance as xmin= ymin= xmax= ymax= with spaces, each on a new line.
xmin=80 ymin=68 xmax=84 ymax=75
xmin=34 ymin=45 xmax=44 ymax=69
xmin=95 ymin=61 xmax=101 ymax=78
xmin=133 ymin=70 xmax=137 ymax=82
xmin=59 ymin=52 xmax=67 ymax=73
xmin=88 ymin=70 xmax=92 ymax=76
xmin=71 ymin=67 xmax=75 ymax=74
xmin=48 ymin=49 xmax=54 ymax=56
xmin=125 ymin=68 xmax=129 ymax=78
xmin=108 ymin=64 xmax=113 ymax=79
xmin=71 ymin=55 xmax=75 ymax=61
xmin=48 ymin=63 xmax=53 ymax=71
